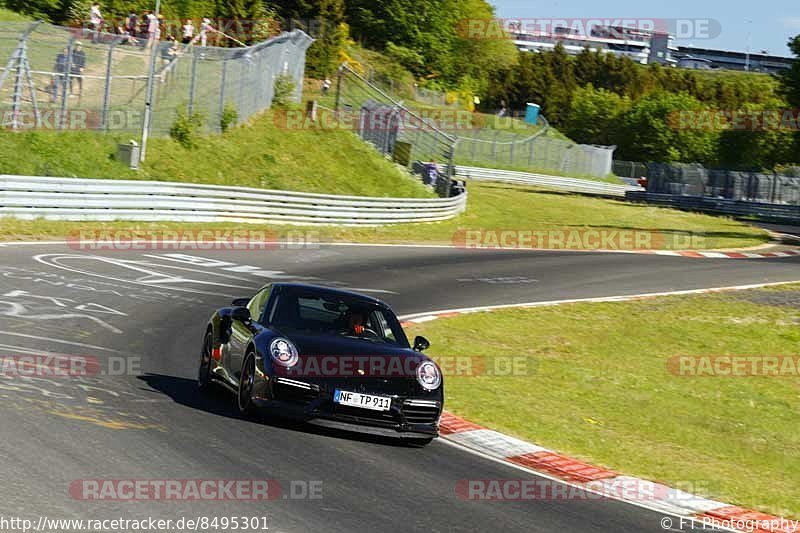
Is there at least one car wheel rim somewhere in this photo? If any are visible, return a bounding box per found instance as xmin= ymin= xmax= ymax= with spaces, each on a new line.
xmin=239 ymin=356 xmax=254 ymax=410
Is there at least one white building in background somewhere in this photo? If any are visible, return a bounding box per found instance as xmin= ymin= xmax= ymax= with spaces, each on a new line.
xmin=509 ymin=24 xmax=678 ymax=65
xmin=508 ymin=23 xmax=794 ymax=74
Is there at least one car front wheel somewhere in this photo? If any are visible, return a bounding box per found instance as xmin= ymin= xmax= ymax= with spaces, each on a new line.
xmin=237 ymin=351 xmax=258 ymax=417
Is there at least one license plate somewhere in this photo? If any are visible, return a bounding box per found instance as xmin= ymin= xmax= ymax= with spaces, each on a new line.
xmin=334 ymin=389 xmax=391 ymax=411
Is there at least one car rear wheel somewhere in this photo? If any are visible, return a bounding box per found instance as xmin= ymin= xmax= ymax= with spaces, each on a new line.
xmin=237 ymin=351 xmax=258 ymax=417
xmin=198 ymin=332 xmax=214 ymax=392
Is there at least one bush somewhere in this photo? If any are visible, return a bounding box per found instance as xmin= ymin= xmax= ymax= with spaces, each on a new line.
xmin=272 ymin=75 xmax=297 ymax=108
xmin=220 ymin=104 xmax=238 ymax=133
xmin=169 ymin=108 xmax=205 ymax=149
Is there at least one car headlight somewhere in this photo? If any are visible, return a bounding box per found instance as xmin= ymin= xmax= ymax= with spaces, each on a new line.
xmin=416 ymin=361 xmax=441 ymax=391
xmin=269 ymin=337 xmax=299 ymax=368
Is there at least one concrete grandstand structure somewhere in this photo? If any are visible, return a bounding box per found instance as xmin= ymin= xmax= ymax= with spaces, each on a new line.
xmin=510 ymin=23 xmax=794 ymax=73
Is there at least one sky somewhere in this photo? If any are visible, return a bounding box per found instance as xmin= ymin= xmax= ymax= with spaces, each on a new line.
xmin=491 ymin=0 xmax=800 ymax=58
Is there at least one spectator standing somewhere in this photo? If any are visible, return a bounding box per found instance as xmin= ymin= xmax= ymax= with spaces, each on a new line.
xmin=322 ymin=77 xmax=332 ymax=96
xmin=146 ymin=10 xmax=159 ymax=48
xmin=200 ymin=18 xmax=214 ymax=47
xmin=51 ymin=48 xmax=68 ymax=103
xmin=424 ymin=159 xmax=439 ymax=187
xmin=70 ymin=42 xmax=86 ymax=97
xmin=89 ymin=3 xmax=103 ymax=43
xmin=182 ymin=19 xmax=195 ymax=44
xmin=125 ymin=10 xmax=138 ymax=37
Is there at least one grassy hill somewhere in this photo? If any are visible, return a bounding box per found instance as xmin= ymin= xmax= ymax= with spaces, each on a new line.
xmin=0 ymin=110 xmax=434 ymax=198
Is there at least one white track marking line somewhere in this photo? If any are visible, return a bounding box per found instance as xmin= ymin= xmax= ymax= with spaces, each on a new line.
xmin=2 ymin=240 xmax=796 ymax=259
xmin=398 ymin=280 xmax=800 ymax=321
xmin=0 ymin=331 xmax=120 ymax=352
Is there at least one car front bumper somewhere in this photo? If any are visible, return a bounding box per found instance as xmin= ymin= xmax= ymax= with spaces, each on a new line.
xmin=252 ymin=376 xmax=442 ymax=438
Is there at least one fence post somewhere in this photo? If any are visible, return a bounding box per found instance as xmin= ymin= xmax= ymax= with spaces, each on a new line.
xmin=58 ymin=37 xmax=77 ymax=131
xmin=10 ymin=39 xmax=25 ymax=130
xmin=188 ymin=47 xmax=199 ymax=115
xmin=101 ymin=37 xmax=122 ymax=132
xmin=218 ymin=58 xmax=228 ymax=131
xmin=334 ymin=63 xmax=345 ymax=112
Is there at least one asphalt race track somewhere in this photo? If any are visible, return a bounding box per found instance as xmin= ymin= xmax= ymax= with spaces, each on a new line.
xmin=1 ymin=242 xmax=798 ymax=532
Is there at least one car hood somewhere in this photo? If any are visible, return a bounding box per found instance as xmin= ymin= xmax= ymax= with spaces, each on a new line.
xmin=285 ymin=333 xmax=422 ymax=359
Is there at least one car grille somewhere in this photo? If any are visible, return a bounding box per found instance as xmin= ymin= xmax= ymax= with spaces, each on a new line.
xmin=402 ymin=401 xmax=441 ymax=425
xmin=274 ymin=380 xmax=318 ymax=406
xmin=332 ymin=404 xmax=399 ymax=424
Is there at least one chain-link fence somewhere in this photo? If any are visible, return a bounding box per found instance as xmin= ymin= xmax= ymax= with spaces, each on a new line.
xmin=0 ymin=21 xmax=311 ymax=135
xmin=646 ymin=163 xmax=800 ymax=205
xmin=455 ymin=125 xmax=616 ymax=179
xmin=335 ymin=63 xmax=457 ymax=196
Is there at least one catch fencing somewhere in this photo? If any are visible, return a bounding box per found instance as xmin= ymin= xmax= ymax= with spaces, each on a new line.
xmin=645 ymin=163 xmax=800 ymax=205
xmin=455 ymin=125 xmax=616 ymax=179
xmin=0 ymin=21 xmax=312 ymax=135
xmin=335 ymin=63 xmax=457 ymax=196
xmin=0 ymin=175 xmax=467 ymax=225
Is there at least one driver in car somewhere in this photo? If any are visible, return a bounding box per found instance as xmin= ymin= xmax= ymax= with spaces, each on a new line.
xmin=348 ymin=311 xmax=367 ymax=336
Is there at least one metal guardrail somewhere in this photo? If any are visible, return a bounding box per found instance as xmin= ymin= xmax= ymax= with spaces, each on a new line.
xmin=0 ymin=175 xmax=467 ymax=225
xmin=454 ymin=165 xmax=641 ymax=198
xmin=625 ymin=191 xmax=800 ymax=223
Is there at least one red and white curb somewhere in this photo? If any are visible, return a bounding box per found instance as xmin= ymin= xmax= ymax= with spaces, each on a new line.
xmin=399 ymin=280 xmax=800 ymax=327
xmin=646 ymin=248 xmax=800 ymax=259
xmin=438 ymin=412 xmax=795 ymax=532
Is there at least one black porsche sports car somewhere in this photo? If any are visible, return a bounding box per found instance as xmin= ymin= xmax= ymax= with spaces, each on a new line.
xmin=199 ymin=283 xmax=443 ymax=444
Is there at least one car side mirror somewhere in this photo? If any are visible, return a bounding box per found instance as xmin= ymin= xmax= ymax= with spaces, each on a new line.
xmin=231 ymin=306 xmax=251 ymax=323
xmin=413 ymin=336 xmax=430 ymax=351
xmin=231 ymin=297 xmax=250 ymax=307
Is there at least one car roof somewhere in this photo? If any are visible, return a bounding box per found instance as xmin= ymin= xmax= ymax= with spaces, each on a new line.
xmin=269 ymin=282 xmax=389 ymax=307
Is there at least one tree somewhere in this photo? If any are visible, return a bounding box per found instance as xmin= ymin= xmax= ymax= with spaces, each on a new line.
xmin=304 ymin=0 xmax=348 ymax=76
xmin=780 ymin=35 xmax=800 ymax=108
xmin=616 ymin=91 xmax=719 ymax=164
xmin=563 ymin=85 xmax=630 ymax=146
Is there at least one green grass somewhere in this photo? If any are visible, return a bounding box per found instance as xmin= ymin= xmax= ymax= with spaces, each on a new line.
xmin=0 ymin=182 xmax=770 ymax=250
xmin=0 ymin=7 xmax=30 ymax=21
xmin=0 ymin=110 xmax=433 ymax=197
xmin=405 ymin=285 xmax=800 ymax=517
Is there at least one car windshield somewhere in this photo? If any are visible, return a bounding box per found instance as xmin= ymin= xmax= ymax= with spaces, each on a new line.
xmin=267 ymin=288 xmax=408 ymax=347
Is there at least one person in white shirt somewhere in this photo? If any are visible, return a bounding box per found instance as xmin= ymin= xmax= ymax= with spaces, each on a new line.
xmin=182 ymin=19 xmax=195 ymax=44
xmin=89 ymin=3 xmax=102 ymax=42
xmin=145 ymin=11 xmax=158 ymax=48
xmin=200 ymin=18 xmax=214 ymax=47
